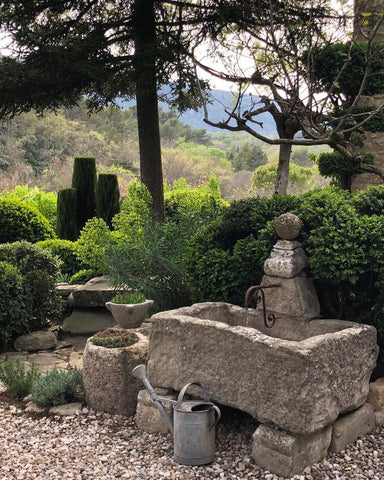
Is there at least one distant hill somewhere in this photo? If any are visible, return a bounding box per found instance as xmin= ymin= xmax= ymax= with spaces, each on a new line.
xmin=118 ymin=88 xmax=278 ymax=137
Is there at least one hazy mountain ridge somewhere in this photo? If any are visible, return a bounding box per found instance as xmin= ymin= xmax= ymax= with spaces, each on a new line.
xmin=119 ymin=88 xmax=278 ymax=137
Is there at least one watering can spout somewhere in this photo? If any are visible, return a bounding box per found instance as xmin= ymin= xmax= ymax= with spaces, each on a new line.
xmin=132 ymin=364 xmax=146 ymax=381
xmin=132 ymin=364 xmax=174 ymax=434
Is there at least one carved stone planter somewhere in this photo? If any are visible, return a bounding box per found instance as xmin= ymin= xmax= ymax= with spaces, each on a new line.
xmin=105 ymin=300 xmax=154 ymax=328
xmin=83 ymin=332 xmax=148 ymax=415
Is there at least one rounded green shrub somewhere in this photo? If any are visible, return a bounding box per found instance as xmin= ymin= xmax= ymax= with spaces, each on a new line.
xmin=184 ymin=195 xmax=299 ymax=305
xmin=0 ymin=242 xmax=63 ymax=331
xmin=36 ymin=239 xmax=83 ymax=277
xmin=75 ymin=217 xmax=116 ymax=275
xmin=0 ymin=198 xmax=55 ymax=243
xmin=69 ymin=269 xmax=98 ymax=285
xmin=0 ymin=261 xmax=29 ymax=350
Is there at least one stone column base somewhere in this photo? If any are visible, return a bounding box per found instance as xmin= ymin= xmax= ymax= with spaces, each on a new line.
xmin=252 ymin=424 xmax=332 ymax=478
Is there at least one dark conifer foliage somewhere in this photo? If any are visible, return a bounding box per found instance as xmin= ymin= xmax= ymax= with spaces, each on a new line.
xmin=57 ymin=188 xmax=78 ymax=241
xmin=71 ymin=156 xmax=97 ymax=233
xmin=96 ymin=173 xmax=120 ymax=229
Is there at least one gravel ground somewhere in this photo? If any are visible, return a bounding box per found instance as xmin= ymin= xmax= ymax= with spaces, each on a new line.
xmin=0 ymin=395 xmax=383 ymax=480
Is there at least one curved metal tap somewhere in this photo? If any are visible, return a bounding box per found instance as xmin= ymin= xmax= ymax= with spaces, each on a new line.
xmin=244 ymin=284 xmax=280 ymax=328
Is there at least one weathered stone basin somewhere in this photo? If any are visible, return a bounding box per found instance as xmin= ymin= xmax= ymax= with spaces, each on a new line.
xmin=147 ymin=302 xmax=378 ymax=436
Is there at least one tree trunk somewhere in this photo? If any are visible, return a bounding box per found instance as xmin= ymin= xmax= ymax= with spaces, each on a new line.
xmin=134 ymin=0 xmax=165 ymax=221
xmin=275 ymin=143 xmax=292 ymax=195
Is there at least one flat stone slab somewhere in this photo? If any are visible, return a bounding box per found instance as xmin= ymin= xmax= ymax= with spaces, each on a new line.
xmin=62 ymin=307 xmax=116 ymax=334
xmin=67 ymin=276 xmax=116 ymax=308
xmin=147 ymin=302 xmax=378 ymax=436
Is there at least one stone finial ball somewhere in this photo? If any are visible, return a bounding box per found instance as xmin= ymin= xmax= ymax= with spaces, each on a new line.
xmin=275 ymin=213 xmax=303 ymax=240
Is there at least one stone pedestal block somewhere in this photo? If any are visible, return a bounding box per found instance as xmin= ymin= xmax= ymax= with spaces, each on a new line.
xmin=260 ymin=274 xmax=321 ymax=320
xmin=329 ymin=403 xmax=376 ymax=452
xmin=135 ymin=389 xmax=176 ymax=434
xmin=367 ymin=377 xmax=384 ymax=411
xmin=264 ymin=240 xmax=308 ymax=278
xmin=83 ymin=333 xmax=148 ymax=416
xmin=252 ymin=424 xmax=331 ymax=478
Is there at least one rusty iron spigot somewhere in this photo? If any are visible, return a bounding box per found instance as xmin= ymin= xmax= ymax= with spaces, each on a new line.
xmin=244 ymin=284 xmax=281 ymax=328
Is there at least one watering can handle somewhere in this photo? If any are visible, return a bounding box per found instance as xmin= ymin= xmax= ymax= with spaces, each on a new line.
xmin=176 ymin=382 xmax=210 ymax=409
xmin=209 ymin=405 xmax=221 ymax=430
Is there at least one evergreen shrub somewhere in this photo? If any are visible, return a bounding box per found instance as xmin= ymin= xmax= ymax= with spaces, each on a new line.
xmin=69 ymin=269 xmax=98 ymax=285
xmin=164 ymin=177 xmax=228 ymax=220
xmin=31 ymin=367 xmax=83 ymax=407
xmin=57 ymin=188 xmax=78 ymax=240
xmin=0 ymin=242 xmax=63 ymax=332
xmin=184 ymin=194 xmax=299 ymax=304
xmin=0 ymin=198 xmax=55 ymax=243
xmin=0 ymin=261 xmax=29 ymax=350
xmin=0 ymin=185 xmax=57 ymax=230
xmin=72 ymin=156 xmax=97 ymax=233
xmin=36 ymin=239 xmax=82 ymax=277
xmin=75 ymin=217 xmax=116 ymax=275
xmin=96 ymin=173 xmax=120 ymax=228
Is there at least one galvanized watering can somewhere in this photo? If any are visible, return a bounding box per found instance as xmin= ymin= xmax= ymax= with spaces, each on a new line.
xmin=132 ymin=364 xmax=221 ymax=466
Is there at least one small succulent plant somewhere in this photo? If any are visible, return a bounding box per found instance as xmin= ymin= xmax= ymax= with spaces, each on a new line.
xmin=91 ymin=329 xmax=139 ymax=348
xmin=111 ymin=291 xmax=146 ymax=304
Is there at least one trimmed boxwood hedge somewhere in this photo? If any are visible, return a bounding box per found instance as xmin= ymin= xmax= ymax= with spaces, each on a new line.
xmin=0 ymin=198 xmax=55 ymax=243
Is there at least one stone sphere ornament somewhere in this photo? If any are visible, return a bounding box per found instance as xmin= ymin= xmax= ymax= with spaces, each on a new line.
xmin=275 ymin=213 xmax=303 ymax=240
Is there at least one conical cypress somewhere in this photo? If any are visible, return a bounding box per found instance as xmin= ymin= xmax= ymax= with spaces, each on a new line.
xmin=57 ymin=188 xmax=78 ymax=240
xmin=96 ymin=174 xmax=120 ymax=228
xmin=72 ymin=156 xmax=97 ymax=232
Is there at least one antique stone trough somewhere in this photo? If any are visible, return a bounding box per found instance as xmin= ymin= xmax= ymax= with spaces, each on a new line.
xmin=142 ymin=214 xmax=379 ymax=477
xmin=147 ymin=302 xmax=377 ymax=437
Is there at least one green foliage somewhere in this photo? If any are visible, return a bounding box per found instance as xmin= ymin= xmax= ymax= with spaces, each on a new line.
xmin=91 ymin=329 xmax=139 ymax=348
xmin=184 ymin=195 xmax=299 ymax=304
xmin=0 ymin=241 xmax=61 ymax=278
xmin=0 ymin=241 xmax=63 ymax=331
xmin=0 ymin=261 xmax=29 ymax=350
xmin=232 ymin=142 xmax=268 ymax=171
xmin=75 ymin=217 xmax=116 ymax=274
xmin=111 ymin=291 xmax=146 ymax=304
xmin=0 ymin=185 xmax=57 ymax=230
xmin=315 ymin=151 xmax=356 ymax=189
xmin=252 ymin=162 xmax=314 ymax=190
xmin=69 ymin=269 xmax=98 ymax=285
xmin=57 ymin=188 xmax=78 ymax=240
xmin=108 ymin=213 xmax=202 ymax=311
xmin=164 ymin=177 xmax=228 ymax=220
xmin=311 ymin=42 xmax=384 ymax=101
xmin=353 ymin=184 xmax=384 ymax=216
xmin=31 ymin=367 xmax=83 ymax=407
xmin=36 ymin=239 xmax=81 ymax=277
xmin=96 ymin=173 xmax=120 ymax=228
xmin=0 ymin=358 xmax=41 ymax=398
xmin=72 ymin=156 xmax=97 ymax=233
xmin=0 ymin=198 xmax=55 ymax=243
xmin=113 ymin=182 xmax=152 ymax=239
